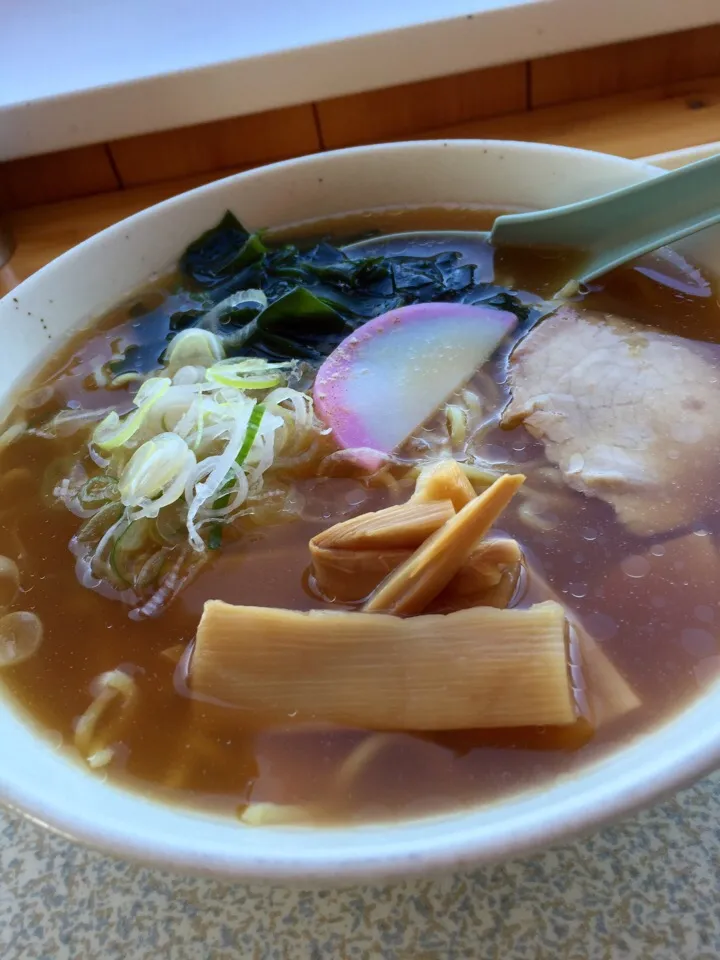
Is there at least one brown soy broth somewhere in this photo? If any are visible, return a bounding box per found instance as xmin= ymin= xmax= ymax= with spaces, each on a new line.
xmin=3 ymin=205 xmax=720 ymax=824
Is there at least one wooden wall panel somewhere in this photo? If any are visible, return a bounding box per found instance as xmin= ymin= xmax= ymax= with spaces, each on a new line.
xmin=416 ymin=78 xmax=720 ymax=160
xmin=531 ymin=24 xmax=720 ymax=108
xmin=315 ymin=64 xmax=528 ymax=149
xmin=0 ymin=145 xmax=120 ymax=211
xmin=6 ymin=171 xmax=246 ymax=283
xmin=108 ymin=105 xmax=320 ymax=187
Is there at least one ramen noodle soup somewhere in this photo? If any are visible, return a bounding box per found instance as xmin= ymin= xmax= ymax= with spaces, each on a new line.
xmin=1 ymin=207 xmax=719 ymax=826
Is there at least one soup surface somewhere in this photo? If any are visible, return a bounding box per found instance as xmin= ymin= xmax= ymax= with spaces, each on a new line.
xmin=2 ymin=206 xmax=720 ymax=826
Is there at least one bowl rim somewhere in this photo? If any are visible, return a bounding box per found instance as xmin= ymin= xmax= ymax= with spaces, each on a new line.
xmin=5 ymin=138 xmax=719 ymax=883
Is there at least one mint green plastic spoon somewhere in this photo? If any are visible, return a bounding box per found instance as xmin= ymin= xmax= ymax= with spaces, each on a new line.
xmin=345 ymin=153 xmax=720 ymax=297
xmin=490 ymin=152 xmax=720 ymax=295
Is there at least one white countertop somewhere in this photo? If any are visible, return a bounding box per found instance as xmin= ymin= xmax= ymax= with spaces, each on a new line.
xmin=1 ymin=0 xmax=719 ymax=162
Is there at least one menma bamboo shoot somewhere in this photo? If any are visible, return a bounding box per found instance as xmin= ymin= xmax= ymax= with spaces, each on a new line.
xmin=312 ymin=537 xmax=523 ymax=606
xmin=309 ymin=499 xmax=456 ymax=602
xmin=311 ymin=499 xmax=455 ymax=550
xmin=524 ymin=568 xmax=640 ymax=724
xmin=412 ymin=459 xmax=476 ymax=510
xmin=191 ymin=599 xmax=575 ymax=730
xmin=364 ymin=473 xmax=525 ymax=615
xmin=311 ymin=545 xmax=412 ymax=603
xmin=432 ymin=538 xmax=523 ymax=612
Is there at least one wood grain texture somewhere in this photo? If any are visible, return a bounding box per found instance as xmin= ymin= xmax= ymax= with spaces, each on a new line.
xmin=0 ymin=145 xmax=120 ymax=212
xmin=316 ymin=64 xmax=528 ymax=149
xmin=417 ymin=78 xmax=720 ymax=160
xmin=531 ymin=24 xmax=720 ymax=107
xmin=4 ymin=170 xmax=245 ymax=286
xmin=108 ymin=106 xmax=320 ymax=187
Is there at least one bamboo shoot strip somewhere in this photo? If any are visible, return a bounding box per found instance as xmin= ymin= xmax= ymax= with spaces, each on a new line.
xmin=311 ymin=499 xmax=455 ymax=550
xmin=191 ymin=600 xmax=575 ymax=729
xmin=364 ymin=473 xmax=525 ymax=616
xmin=524 ymin=569 xmax=640 ymax=724
xmin=575 ymin=623 xmax=641 ymax=725
xmin=310 ymin=545 xmax=412 ymax=603
xmin=311 ymin=537 xmax=523 ymax=607
xmin=310 ymin=499 xmax=456 ymax=603
xmin=412 ymin=459 xmax=476 ymax=510
xmin=432 ymin=538 xmax=523 ymax=612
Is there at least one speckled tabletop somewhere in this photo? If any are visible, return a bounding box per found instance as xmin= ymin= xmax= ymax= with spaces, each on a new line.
xmin=1 ymin=772 xmax=719 ymax=960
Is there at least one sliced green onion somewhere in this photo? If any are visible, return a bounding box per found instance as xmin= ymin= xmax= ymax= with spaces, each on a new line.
xmin=40 ymin=456 xmax=78 ymax=509
xmin=116 ymin=517 xmax=151 ymax=553
xmin=166 ymin=329 xmax=224 ymax=374
xmin=212 ymin=475 xmax=235 ymax=512
xmin=236 ymin=403 xmax=265 ymax=465
xmin=206 ymin=359 xmax=292 ymax=390
xmin=207 ymin=402 xmax=264 ymax=537
xmin=0 ymin=612 xmax=43 ymax=667
xmin=110 ymin=372 xmax=144 ymax=388
xmin=79 ymin=476 xmax=119 ymax=509
xmin=93 ymin=377 xmax=171 ymax=450
xmin=119 ymin=433 xmax=196 ymax=517
xmin=199 ymin=288 xmax=268 ymax=332
xmin=154 ymin=502 xmax=188 ymax=545
xmin=110 ymin=518 xmax=152 ymax=584
xmin=76 ymin=501 xmax=125 ymax=544
xmin=0 ymin=421 xmax=27 ymax=452
xmin=66 ymin=335 xmax=317 ymax=596
xmin=133 ymin=548 xmax=168 ymax=592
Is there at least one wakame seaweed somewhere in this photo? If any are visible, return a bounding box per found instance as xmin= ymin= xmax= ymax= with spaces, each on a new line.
xmin=175 ymin=212 xmax=536 ymax=362
xmin=109 ymin=212 xmax=535 ymax=374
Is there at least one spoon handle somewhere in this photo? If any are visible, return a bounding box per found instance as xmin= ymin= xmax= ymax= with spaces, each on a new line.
xmin=490 ymin=153 xmax=720 ymax=290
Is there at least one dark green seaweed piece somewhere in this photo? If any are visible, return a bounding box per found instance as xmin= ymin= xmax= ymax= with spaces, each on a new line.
xmin=168 ymin=308 xmax=205 ymax=333
xmin=206 ymin=288 xmax=349 ymax=361
xmin=174 ymin=211 xmax=535 ymax=363
xmin=180 ymin=212 xmax=265 ymax=286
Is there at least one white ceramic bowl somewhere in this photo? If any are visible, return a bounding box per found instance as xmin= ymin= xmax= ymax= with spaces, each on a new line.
xmin=2 ymin=140 xmax=719 ymax=882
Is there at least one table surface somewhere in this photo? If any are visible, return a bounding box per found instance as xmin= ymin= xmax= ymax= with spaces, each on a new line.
xmin=3 ymin=138 xmax=720 ymax=959
xmin=2 ymin=773 xmax=720 ymax=959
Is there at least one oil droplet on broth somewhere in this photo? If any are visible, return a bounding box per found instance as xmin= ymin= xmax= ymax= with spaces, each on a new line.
xmin=582 ymin=612 xmax=618 ymax=642
xmin=681 ymin=628 xmax=718 ymax=658
xmin=569 ymin=583 xmax=587 ymax=598
xmin=480 ymin=444 xmax=509 ymax=463
xmin=581 ymin=527 xmax=598 ymax=541
xmin=695 ymin=605 xmax=715 ymax=623
xmin=621 ymin=555 xmax=651 ymax=579
xmin=649 ymin=544 xmax=666 ymax=557
xmin=670 ymin=421 xmax=704 ymax=444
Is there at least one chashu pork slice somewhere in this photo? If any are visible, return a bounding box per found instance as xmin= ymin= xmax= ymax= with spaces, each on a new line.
xmin=502 ymin=306 xmax=720 ymax=536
